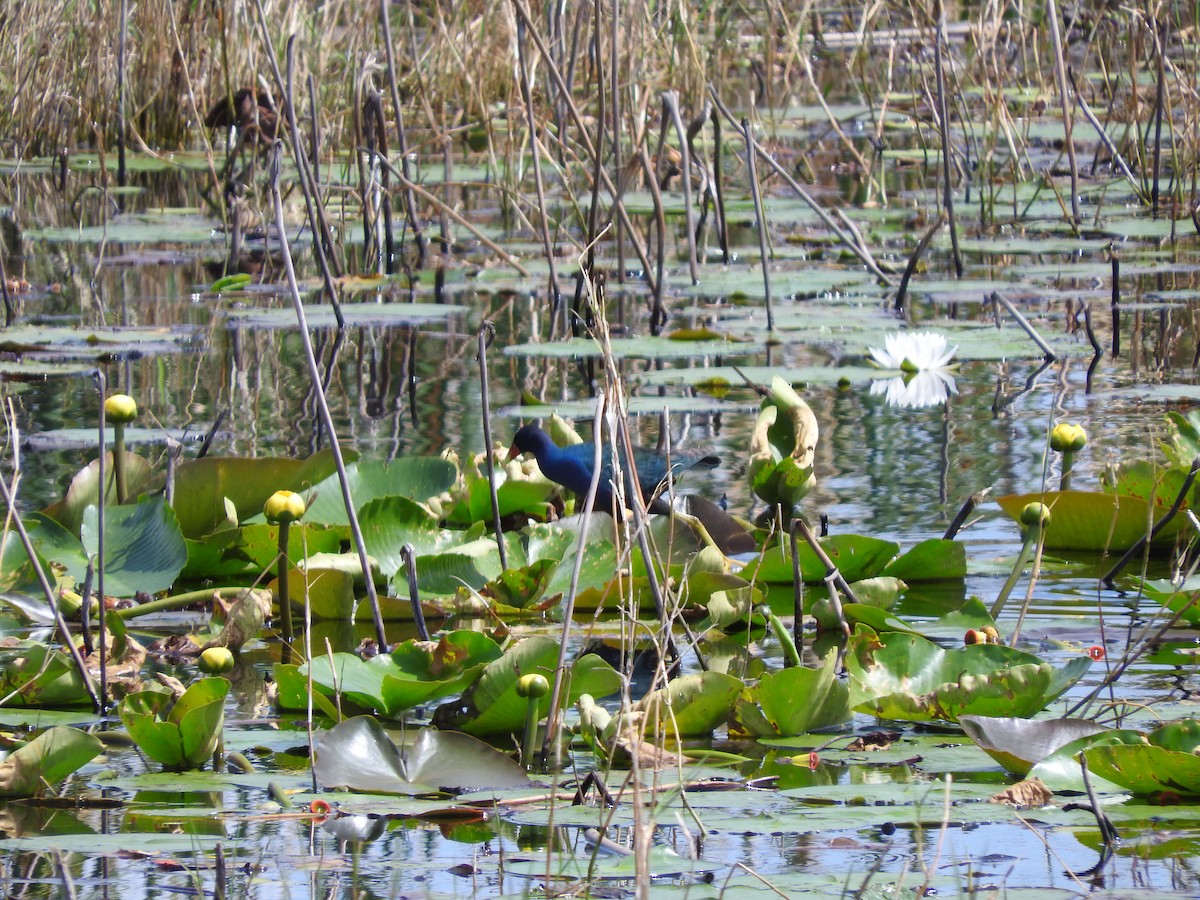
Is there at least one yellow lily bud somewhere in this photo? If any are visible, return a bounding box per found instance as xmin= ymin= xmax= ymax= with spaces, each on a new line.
xmin=1019 ymin=501 xmax=1051 ymax=528
xmin=516 ymin=673 xmax=550 ymax=699
xmin=263 ymin=490 xmax=306 ymax=524
xmin=198 ymin=646 xmax=236 ymax=674
xmin=1049 ymin=423 xmax=1087 ymax=453
xmin=104 ymin=394 xmax=138 ymax=425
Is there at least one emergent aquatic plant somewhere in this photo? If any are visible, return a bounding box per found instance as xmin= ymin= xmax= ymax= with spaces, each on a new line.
xmin=1050 ymin=422 xmax=1087 ymax=490
xmin=264 ymin=489 xmax=306 ymax=642
xmin=748 ymin=376 xmax=818 ymax=512
xmin=103 ymin=393 xmax=137 ymax=505
xmin=118 ymin=677 xmax=230 ymax=771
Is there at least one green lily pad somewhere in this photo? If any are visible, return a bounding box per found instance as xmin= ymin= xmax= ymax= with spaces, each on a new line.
xmin=1083 ymin=719 xmax=1200 ymax=795
xmin=1141 ymin=575 xmax=1200 ymax=626
xmin=223 ymin=301 xmax=470 ymax=329
xmin=304 ymin=458 xmax=457 ymax=527
xmin=883 ymin=538 xmax=968 ymax=580
xmin=80 ymin=495 xmax=187 ymax=598
xmin=118 ymin=678 xmax=230 ymax=770
xmin=278 ymin=631 xmax=502 ymax=716
xmin=314 ymin=716 xmax=530 ymax=793
xmin=432 ymin=637 xmax=621 ymax=737
xmin=741 ymin=533 xmax=900 ymax=584
xmin=847 ymin=628 xmax=1092 ymax=723
xmin=958 ymin=714 xmax=1110 ymax=776
xmin=995 ymin=490 xmax=1186 ymax=551
xmin=43 ymin=451 xmax=156 ymax=536
xmin=0 ymin=726 xmax=104 ymax=798
xmin=171 ymin=450 xmax=348 ymax=539
xmin=733 ymin=649 xmax=850 ymax=736
xmin=635 ymin=671 xmax=745 ymax=738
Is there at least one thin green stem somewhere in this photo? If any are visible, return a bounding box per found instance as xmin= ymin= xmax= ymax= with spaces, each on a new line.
xmin=113 ymin=423 xmax=127 ymax=505
xmin=278 ymin=521 xmax=293 ymax=643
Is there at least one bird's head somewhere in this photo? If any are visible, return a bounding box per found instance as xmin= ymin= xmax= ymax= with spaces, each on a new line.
xmin=507 ymin=423 xmax=544 ymax=462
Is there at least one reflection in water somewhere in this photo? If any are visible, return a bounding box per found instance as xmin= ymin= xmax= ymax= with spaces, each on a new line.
xmin=869 ymin=370 xmax=958 ymax=409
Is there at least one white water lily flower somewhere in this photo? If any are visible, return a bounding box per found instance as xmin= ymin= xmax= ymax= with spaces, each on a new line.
xmin=868 ymin=331 xmax=958 ymax=372
xmin=870 ymin=370 xmax=958 ymax=409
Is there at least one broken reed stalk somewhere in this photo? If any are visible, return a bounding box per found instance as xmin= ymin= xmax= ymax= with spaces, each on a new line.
xmin=0 ymin=245 xmax=13 ymax=326
xmin=1151 ymin=21 xmax=1166 ymax=217
xmin=710 ymin=106 xmax=730 ymax=264
xmin=894 ymin=212 xmax=945 ymax=312
xmin=267 ymin=145 xmax=388 ymax=650
xmin=662 ymin=91 xmax=699 ymax=284
xmin=540 ymin=396 xmax=606 ymax=766
xmin=1101 ymin=455 xmax=1200 ymax=589
xmin=515 ymin=15 xmax=563 ymax=328
xmin=376 ymin=158 xmax=529 ymax=275
xmin=477 ymin=323 xmax=508 ymax=571
xmin=1109 ymin=244 xmax=1120 ymax=357
xmin=637 ymin=147 xmax=667 ymax=334
xmin=943 ymin=487 xmax=990 ymax=540
xmin=609 ymin=0 xmax=625 ymax=286
xmin=1044 ymin=0 xmax=1080 ymax=224
xmin=508 ymin=0 xmax=655 ymax=281
xmin=307 ymin=74 xmax=320 ymax=185
xmin=436 ymin=125 xmax=452 ymax=300
xmin=248 ymin=9 xmax=345 ymax=314
xmin=283 ymin=39 xmax=345 ymax=302
xmin=400 ymin=543 xmax=428 ymax=641
xmin=94 ymin=371 xmax=109 ymax=708
xmin=709 ymin=87 xmax=892 ymax=282
xmin=379 ymin=0 xmax=427 ymax=266
xmin=0 ymin=466 xmax=100 ymax=711
xmin=789 ymin=518 xmax=804 ymax=658
xmin=740 ymin=118 xmax=774 ymax=332
xmin=78 ymin=560 xmax=94 ymax=655
xmin=933 ymin=3 xmax=963 ymax=277
xmin=115 ymin=0 xmax=129 ymax=189
xmin=793 ymin=518 xmax=853 ymax=640
xmin=573 ymin=0 xmax=607 ymax=333
xmin=1067 ymin=69 xmax=1142 ymax=201
xmin=991 ymin=291 xmax=1056 ymax=359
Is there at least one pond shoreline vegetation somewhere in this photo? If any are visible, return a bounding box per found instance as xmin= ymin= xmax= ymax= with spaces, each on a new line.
xmin=3 ymin=0 xmax=1200 ymax=895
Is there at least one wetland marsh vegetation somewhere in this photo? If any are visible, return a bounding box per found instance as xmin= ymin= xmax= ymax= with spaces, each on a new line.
xmin=3 ymin=0 xmax=1200 ymax=897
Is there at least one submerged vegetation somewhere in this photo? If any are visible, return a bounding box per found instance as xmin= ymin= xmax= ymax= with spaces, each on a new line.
xmin=4 ymin=0 xmax=1200 ymax=896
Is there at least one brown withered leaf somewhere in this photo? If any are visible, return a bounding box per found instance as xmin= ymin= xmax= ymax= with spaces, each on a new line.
xmin=990 ymin=777 xmax=1052 ymax=808
xmin=846 ymin=731 xmax=900 ymax=751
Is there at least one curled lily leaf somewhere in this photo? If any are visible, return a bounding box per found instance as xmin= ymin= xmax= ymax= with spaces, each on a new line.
xmin=748 ymin=376 xmax=818 ymax=509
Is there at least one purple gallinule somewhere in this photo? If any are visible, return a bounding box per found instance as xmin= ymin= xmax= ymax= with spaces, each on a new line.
xmin=508 ymin=424 xmax=718 ymax=514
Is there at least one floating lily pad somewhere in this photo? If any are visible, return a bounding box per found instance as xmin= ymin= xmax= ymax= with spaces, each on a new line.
xmin=635 ymin=670 xmax=745 ymax=738
xmin=0 ymin=325 xmax=197 ymax=358
xmin=304 ymin=458 xmax=457 ymax=527
xmin=995 ymin=490 xmax=1185 ymax=551
xmin=0 ymin=726 xmax=104 ymax=798
xmin=741 ymin=533 xmax=900 ymax=584
xmin=80 ymin=495 xmax=187 ymax=598
xmin=277 ymin=630 xmax=502 ymax=716
xmin=504 ymin=336 xmax=765 ymax=361
xmin=733 ymin=649 xmax=850 ymax=736
xmin=959 ymin=714 xmax=1110 ymax=776
xmin=313 ymin=716 xmax=531 ymax=794
xmin=223 ymin=301 xmax=469 ymax=329
xmin=847 ymin=628 xmax=1092 ymax=723
xmin=432 ymin=637 xmax=620 ymax=736
xmin=171 ymin=450 xmax=349 ymax=539
xmin=1083 ymin=719 xmax=1200 ymax=796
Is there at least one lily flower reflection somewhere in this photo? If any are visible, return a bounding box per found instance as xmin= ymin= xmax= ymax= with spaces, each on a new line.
xmin=867 ymin=331 xmax=958 ymax=408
